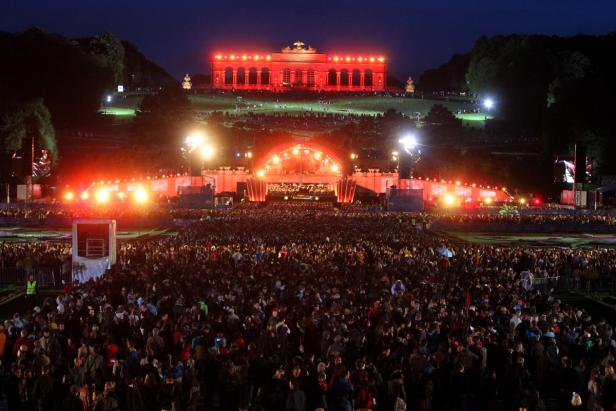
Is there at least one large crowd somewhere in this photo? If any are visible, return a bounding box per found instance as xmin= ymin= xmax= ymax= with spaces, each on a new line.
xmin=0 ymin=208 xmax=615 ymax=411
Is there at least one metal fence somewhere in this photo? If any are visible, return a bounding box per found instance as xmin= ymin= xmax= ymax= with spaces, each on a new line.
xmin=533 ymin=275 xmax=616 ymax=294
xmin=0 ymin=266 xmax=71 ymax=287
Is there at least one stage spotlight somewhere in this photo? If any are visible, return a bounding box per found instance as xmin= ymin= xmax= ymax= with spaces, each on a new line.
xmin=80 ymin=191 xmax=89 ymax=200
xmin=256 ymin=169 xmax=266 ymax=177
xmin=272 ymin=155 xmax=281 ymax=164
xmin=483 ymin=98 xmax=494 ymax=110
xmin=95 ymin=189 xmax=110 ymax=203
xmin=398 ymin=134 xmax=418 ymax=154
xmin=117 ymin=192 xmax=126 ymax=200
xmin=63 ymin=191 xmax=74 ymax=201
xmin=200 ymin=145 xmax=214 ymax=159
xmin=331 ymin=164 xmax=339 ymax=173
xmin=519 ymin=198 xmax=527 ymax=205
xmin=134 ymin=188 xmax=148 ymax=203
xmin=484 ymin=197 xmax=493 ymax=204
xmin=185 ymin=133 xmax=205 ymax=151
xmin=444 ymin=194 xmax=456 ymax=206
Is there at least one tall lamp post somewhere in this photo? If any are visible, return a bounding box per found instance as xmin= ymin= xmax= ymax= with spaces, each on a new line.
xmin=184 ymin=132 xmax=215 ymax=176
xmin=397 ymin=133 xmax=421 ymax=184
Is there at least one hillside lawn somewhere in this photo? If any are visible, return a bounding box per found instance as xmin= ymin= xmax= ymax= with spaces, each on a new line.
xmin=102 ymin=94 xmax=491 ymax=127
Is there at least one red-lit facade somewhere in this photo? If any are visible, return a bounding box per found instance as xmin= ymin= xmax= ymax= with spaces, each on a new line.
xmin=211 ymin=41 xmax=387 ymax=91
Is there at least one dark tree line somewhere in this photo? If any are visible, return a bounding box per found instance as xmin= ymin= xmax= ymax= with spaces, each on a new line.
xmin=466 ymin=33 xmax=616 ymax=176
xmin=0 ymin=28 xmax=178 ymax=184
xmin=418 ymin=53 xmax=470 ymax=93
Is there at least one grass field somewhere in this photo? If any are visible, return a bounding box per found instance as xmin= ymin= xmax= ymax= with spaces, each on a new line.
xmin=102 ymin=94 xmax=490 ymax=127
xmin=445 ymin=232 xmax=616 ymax=248
xmin=102 ymin=107 xmax=136 ymax=116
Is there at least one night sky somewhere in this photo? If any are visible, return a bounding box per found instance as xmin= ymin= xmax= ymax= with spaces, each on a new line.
xmin=2 ymin=0 xmax=615 ymax=80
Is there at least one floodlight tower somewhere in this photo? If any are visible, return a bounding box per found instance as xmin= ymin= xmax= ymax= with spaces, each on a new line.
xmin=183 ymin=132 xmax=215 ymax=176
xmin=397 ymin=133 xmax=422 ymax=181
xmin=483 ymin=98 xmax=494 ymax=111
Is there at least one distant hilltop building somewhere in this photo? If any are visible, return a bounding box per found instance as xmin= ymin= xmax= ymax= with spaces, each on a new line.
xmin=182 ymin=74 xmax=192 ymax=90
xmin=211 ymin=41 xmax=387 ymax=91
xmin=405 ymin=77 xmax=415 ymax=94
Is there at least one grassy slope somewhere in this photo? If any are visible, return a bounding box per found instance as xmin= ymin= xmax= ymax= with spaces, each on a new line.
xmin=103 ymin=94 xmax=490 ymax=126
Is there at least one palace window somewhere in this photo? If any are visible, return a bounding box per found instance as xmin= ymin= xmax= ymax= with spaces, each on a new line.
xmin=283 ymin=68 xmax=291 ymax=84
xmin=261 ymin=68 xmax=270 ymax=85
xmin=237 ymin=67 xmax=246 ymax=84
xmin=352 ymin=69 xmax=361 ymax=86
xmin=294 ymin=69 xmax=303 ymax=85
xmin=364 ymin=69 xmax=373 ymax=87
xmin=340 ymin=69 xmax=349 ymax=86
xmin=249 ymin=68 xmax=258 ymax=85
xmin=327 ymin=69 xmax=337 ymax=86
xmin=307 ymin=70 xmax=315 ymax=87
xmin=224 ymin=67 xmax=233 ymax=85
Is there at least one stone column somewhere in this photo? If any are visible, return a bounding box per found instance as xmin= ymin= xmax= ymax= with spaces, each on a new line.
xmin=336 ymin=71 xmax=341 ymax=88
xmin=303 ymin=70 xmax=308 ymax=86
xmin=257 ymin=70 xmax=262 ymax=88
xmin=360 ymin=72 xmax=365 ymax=89
xmin=245 ymin=71 xmax=249 ymax=86
xmin=232 ymin=69 xmax=237 ymax=87
xmin=290 ymin=69 xmax=295 ymax=85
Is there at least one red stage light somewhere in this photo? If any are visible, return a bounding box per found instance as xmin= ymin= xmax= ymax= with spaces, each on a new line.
xmin=95 ymin=189 xmax=110 ymax=203
xmin=134 ymin=188 xmax=148 ymax=204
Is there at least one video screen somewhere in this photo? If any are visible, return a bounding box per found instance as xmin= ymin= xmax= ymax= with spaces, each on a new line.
xmin=554 ymin=158 xmax=591 ymax=184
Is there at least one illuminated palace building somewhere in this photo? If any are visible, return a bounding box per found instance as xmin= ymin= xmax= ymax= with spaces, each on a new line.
xmin=211 ymin=41 xmax=387 ymax=91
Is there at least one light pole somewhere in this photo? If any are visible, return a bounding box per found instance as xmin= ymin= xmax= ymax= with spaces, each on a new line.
xmin=184 ymin=132 xmax=210 ymax=176
xmin=397 ymin=133 xmax=421 ymax=183
xmin=483 ymin=98 xmax=494 ymax=111
xmin=483 ymin=98 xmax=494 ymax=120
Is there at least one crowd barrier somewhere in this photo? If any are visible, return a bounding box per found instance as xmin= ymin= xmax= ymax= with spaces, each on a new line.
xmin=0 ymin=267 xmax=71 ymax=287
xmin=534 ymin=275 xmax=616 ymax=294
xmin=431 ymin=222 xmax=616 ymax=233
xmin=0 ymin=216 xmax=174 ymax=228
